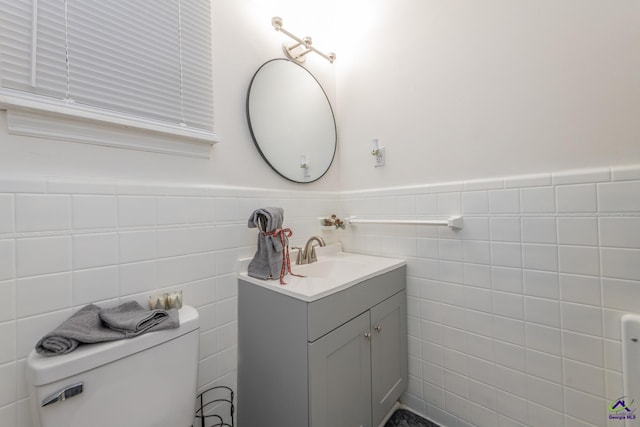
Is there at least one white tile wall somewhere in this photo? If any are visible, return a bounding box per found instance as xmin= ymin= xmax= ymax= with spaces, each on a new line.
xmin=598 ymin=181 xmax=640 ymax=212
xmin=72 ymin=266 xmax=119 ymax=305
xmin=522 ymin=244 xmax=558 ymax=271
xmin=552 ymin=167 xmax=611 ymax=185
xmin=0 ymin=281 xmax=15 ymax=323
xmin=15 ymin=195 xmax=70 ymax=232
xmin=72 ymin=195 xmax=118 ymax=229
xmin=462 ymin=191 xmax=489 ymax=214
xmin=117 ymin=196 xmax=156 ymax=226
xmin=16 ymin=237 xmax=71 ymax=278
xmin=489 ymin=189 xmax=520 ymax=213
xmin=520 ymin=187 xmax=556 ymax=213
xmin=16 ymin=273 xmax=72 ymax=318
xmin=523 ymin=270 xmax=559 ymax=299
xmin=0 ymin=195 xmax=14 ymax=234
xmin=522 ymin=217 xmax=557 ymax=244
xmin=560 ymin=274 xmax=601 ymax=306
xmin=0 ymin=240 xmax=15 ymax=281
xmin=601 ymin=248 xmax=640 ymax=281
xmin=72 ymin=233 xmax=118 ymax=270
xmin=556 ymin=184 xmax=597 ymax=213
xmin=339 ymin=164 xmax=640 ymax=427
xmin=0 ymin=176 xmax=338 ymax=427
xmin=2 ymin=165 xmax=639 ymax=427
xmin=599 ymin=217 xmax=640 ymax=248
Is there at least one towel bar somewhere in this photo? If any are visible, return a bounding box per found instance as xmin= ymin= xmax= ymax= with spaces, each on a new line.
xmin=345 ymin=216 xmax=463 ymax=230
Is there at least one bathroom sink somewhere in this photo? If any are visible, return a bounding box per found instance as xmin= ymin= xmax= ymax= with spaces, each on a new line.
xmin=238 ymin=242 xmax=405 ymax=302
xmin=290 ymin=257 xmax=367 ymax=278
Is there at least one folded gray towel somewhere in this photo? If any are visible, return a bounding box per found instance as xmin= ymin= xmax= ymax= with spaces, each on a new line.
xmin=36 ymin=304 xmax=122 ymax=356
xmin=247 ymin=207 xmax=287 ymax=280
xmin=99 ymin=301 xmax=179 ymax=337
xmin=35 ymin=302 xmax=179 ymax=357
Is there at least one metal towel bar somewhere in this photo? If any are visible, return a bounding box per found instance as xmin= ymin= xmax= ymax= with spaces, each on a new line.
xmin=345 ymin=216 xmax=463 ymax=230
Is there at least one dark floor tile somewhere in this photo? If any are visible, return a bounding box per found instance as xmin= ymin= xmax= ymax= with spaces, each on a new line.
xmin=384 ymin=408 xmax=440 ymax=427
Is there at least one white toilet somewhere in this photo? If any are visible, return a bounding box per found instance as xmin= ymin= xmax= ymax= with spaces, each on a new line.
xmin=26 ymin=305 xmax=200 ymax=427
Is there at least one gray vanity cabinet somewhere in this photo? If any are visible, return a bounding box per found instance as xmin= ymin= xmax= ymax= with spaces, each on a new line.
xmin=308 ymin=311 xmax=372 ymax=427
xmin=238 ymin=265 xmax=407 ymax=427
xmin=309 ymin=290 xmax=407 ymax=427
xmin=370 ymin=290 xmax=408 ymax=424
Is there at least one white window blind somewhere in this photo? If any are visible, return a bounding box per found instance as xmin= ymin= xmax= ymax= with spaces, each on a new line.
xmin=0 ymin=0 xmax=217 ymax=156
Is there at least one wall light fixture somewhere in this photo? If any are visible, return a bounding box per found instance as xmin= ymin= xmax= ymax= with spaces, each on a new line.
xmin=272 ymin=17 xmax=336 ymax=64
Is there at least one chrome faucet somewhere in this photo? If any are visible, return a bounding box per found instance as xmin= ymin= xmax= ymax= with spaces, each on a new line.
xmin=297 ymin=236 xmax=326 ymax=264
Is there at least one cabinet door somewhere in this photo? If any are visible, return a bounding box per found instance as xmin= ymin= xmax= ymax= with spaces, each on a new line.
xmin=309 ymin=311 xmax=372 ymax=427
xmin=370 ymin=290 xmax=407 ymax=426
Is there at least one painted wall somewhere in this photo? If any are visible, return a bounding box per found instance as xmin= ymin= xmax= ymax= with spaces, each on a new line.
xmin=0 ymin=0 xmax=340 ymax=190
xmin=332 ymin=3 xmax=640 ymax=426
xmin=0 ymin=1 xmax=341 ymax=426
xmin=335 ymin=0 xmax=640 ymax=190
xmin=2 ymin=1 xmax=640 ymax=427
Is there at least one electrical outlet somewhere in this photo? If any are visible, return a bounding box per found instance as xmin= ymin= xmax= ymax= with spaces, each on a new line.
xmin=374 ymin=146 xmax=385 ymax=167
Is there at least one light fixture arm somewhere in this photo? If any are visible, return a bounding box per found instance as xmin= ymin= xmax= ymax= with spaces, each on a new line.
xmin=271 ymin=17 xmax=336 ymax=64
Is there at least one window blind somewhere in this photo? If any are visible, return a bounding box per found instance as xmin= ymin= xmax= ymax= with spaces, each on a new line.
xmin=0 ymin=0 xmax=216 ymax=147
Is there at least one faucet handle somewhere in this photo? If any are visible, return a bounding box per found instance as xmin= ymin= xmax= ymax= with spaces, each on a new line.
xmin=291 ymin=246 xmax=303 ymax=265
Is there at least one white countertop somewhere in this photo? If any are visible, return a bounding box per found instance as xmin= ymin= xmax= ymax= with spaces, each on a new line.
xmin=237 ymin=243 xmax=406 ymax=302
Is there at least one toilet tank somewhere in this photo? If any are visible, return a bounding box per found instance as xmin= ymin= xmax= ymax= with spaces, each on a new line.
xmin=26 ymin=305 xmax=200 ymax=427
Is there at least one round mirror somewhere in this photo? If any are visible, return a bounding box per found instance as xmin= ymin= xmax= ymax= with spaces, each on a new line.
xmin=247 ymin=59 xmax=337 ymax=183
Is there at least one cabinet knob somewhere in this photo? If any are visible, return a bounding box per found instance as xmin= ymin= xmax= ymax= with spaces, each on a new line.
xmin=364 ymin=332 xmax=371 ymax=339
xmin=375 ymin=324 xmax=382 ymax=333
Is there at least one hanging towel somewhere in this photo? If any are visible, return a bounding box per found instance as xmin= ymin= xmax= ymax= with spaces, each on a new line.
xmin=247 ymin=207 xmax=286 ymax=280
xmin=35 ymin=302 xmax=179 ymax=357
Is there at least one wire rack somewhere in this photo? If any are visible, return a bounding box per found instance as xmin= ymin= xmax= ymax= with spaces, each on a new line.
xmin=194 ymin=386 xmax=234 ymax=427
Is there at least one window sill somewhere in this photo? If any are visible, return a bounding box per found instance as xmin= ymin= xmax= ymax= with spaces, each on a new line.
xmin=1 ymin=91 xmax=219 ymax=159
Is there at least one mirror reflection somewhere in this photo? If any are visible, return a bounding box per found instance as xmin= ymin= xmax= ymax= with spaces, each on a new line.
xmin=246 ymin=59 xmax=337 ymax=183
